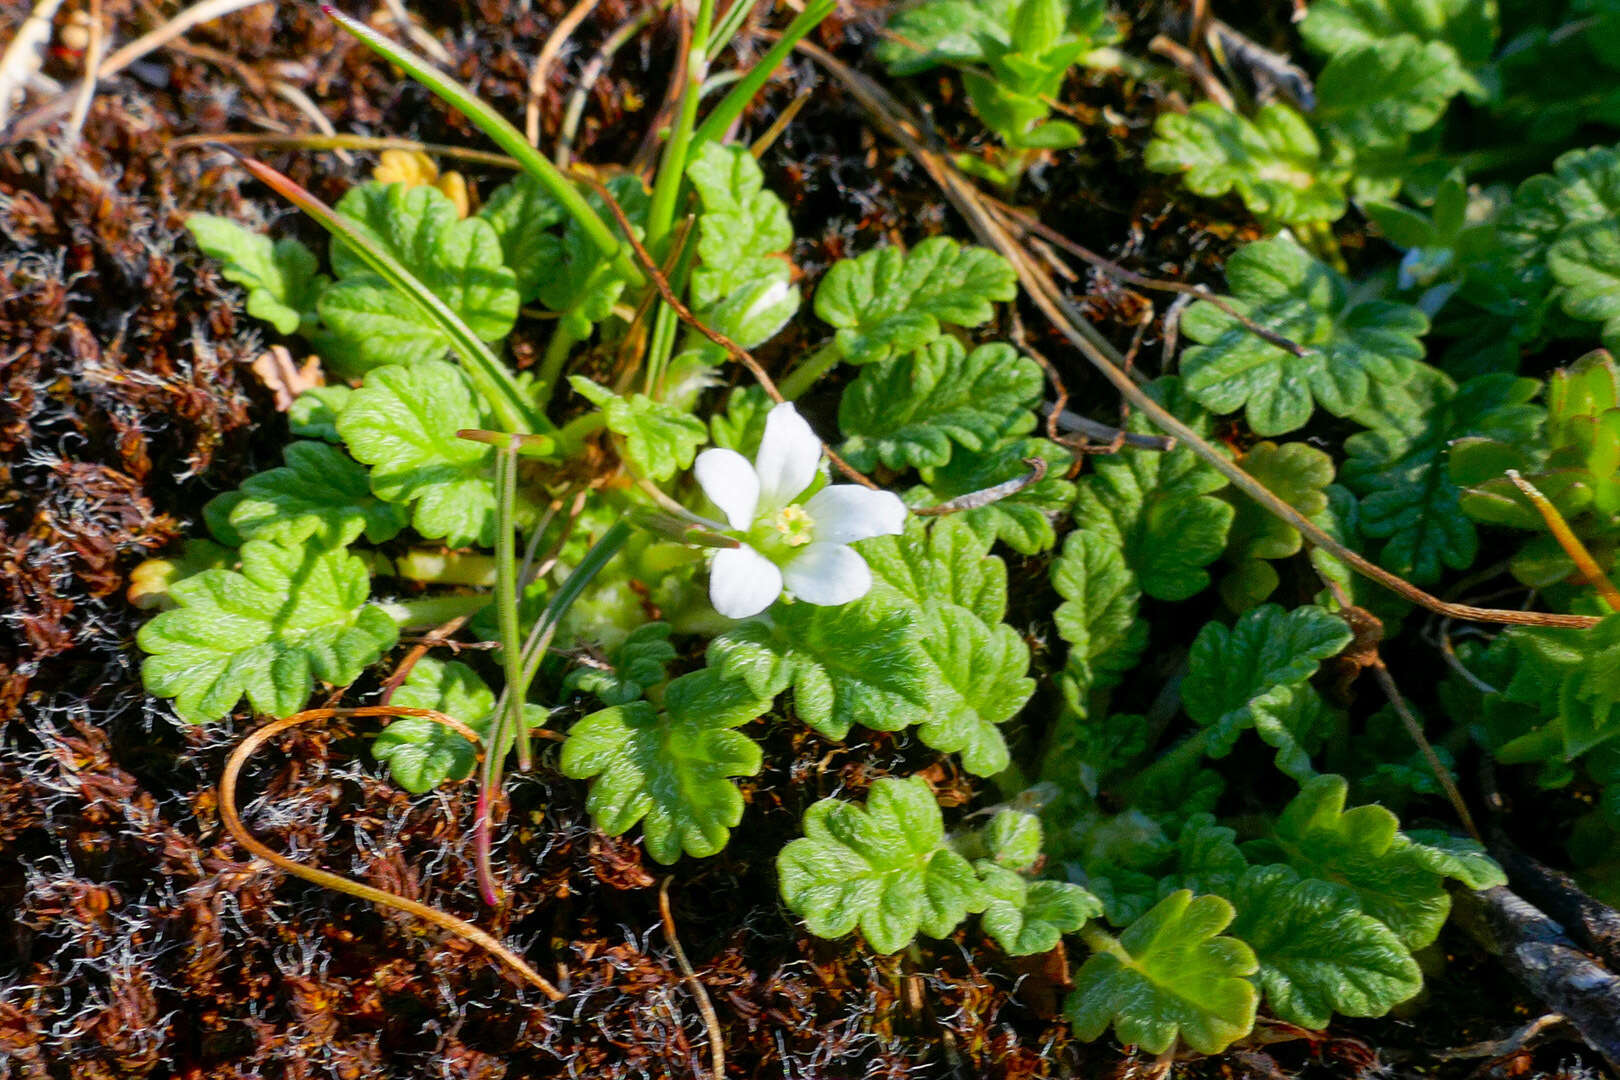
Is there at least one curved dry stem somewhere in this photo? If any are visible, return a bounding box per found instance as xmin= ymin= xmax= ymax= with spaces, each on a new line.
xmin=218 ymin=706 xmax=565 ymax=1001
xmin=799 ymin=40 xmax=1600 ymax=632
xmin=1507 ymin=469 xmax=1620 ymax=613
xmin=914 ymin=457 xmax=1048 ymax=516
xmin=659 ymin=877 xmax=725 ymax=1080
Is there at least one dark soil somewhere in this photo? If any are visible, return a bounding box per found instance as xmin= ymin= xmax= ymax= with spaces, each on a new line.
xmin=0 ymin=0 xmax=1610 ymax=1076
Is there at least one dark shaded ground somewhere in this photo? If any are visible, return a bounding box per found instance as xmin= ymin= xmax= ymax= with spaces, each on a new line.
xmin=0 ymin=0 xmax=1611 ymax=1076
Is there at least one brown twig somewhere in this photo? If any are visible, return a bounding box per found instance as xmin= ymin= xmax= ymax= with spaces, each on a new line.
xmin=62 ymin=0 xmax=104 ymax=152
xmin=1507 ymin=469 xmax=1620 ymax=612
xmin=527 ymin=0 xmax=603 ymax=147
xmin=219 ymin=707 xmax=565 ymax=1001
xmin=987 ymin=195 xmax=1311 ymax=359
xmin=798 ymin=40 xmax=1600 ymax=631
xmin=378 ymin=614 xmax=473 ymax=705
xmin=583 ymin=173 xmax=881 ymax=490
xmin=659 ymin=877 xmax=725 ymax=1080
xmin=913 ymin=457 xmax=1048 ymax=516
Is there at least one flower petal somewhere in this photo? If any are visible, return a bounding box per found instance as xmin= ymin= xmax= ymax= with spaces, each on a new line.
xmin=782 ymin=542 xmax=873 ymax=607
xmin=709 ymin=544 xmax=783 ymax=619
xmin=694 ymin=448 xmax=760 ymax=530
xmin=804 ymin=485 xmax=908 ymax=545
xmin=754 ymin=402 xmax=822 ymax=512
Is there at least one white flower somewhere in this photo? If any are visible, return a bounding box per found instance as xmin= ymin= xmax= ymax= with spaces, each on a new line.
xmin=694 ymin=402 xmax=907 ymax=619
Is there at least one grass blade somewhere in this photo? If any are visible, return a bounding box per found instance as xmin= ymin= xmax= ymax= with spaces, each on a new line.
xmin=322 ymin=5 xmax=642 ymax=288
xmin=229 ymin=149 xmax=550 ymax=437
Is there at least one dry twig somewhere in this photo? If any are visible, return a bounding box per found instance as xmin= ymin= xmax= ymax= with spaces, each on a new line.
xmin=219 ymin=707 xmax=565 ymax=1000
xmin=527 ymin=0 xmax=602 ymax=147
xmin=659 ymin=877 xmax=725 ymax=1080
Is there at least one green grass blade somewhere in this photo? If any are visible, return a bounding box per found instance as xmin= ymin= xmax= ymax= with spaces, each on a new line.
xmin=691 ymin=0 xmax=835 ymax=151
xmin=229 ymin=150 xmax=549 ymax=436
xmin=322 ymin=5 xmax=642 ymax=288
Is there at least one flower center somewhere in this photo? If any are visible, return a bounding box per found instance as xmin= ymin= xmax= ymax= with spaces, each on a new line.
xmin=771 ymin=504 xmax=814 ymax=548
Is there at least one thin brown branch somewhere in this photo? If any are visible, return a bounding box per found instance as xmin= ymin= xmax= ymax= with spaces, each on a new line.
xmin=527 ymin=0 xmax=603 ymax=147
xmin=988 ymin=195 xmax=1311 ymax=358
xmin=914 ymin=457 xmax=1047 ymax=516
xmin=799 ymin=39 xmax=1600 ymax=631
xmin=659 ymin=877 xmax=725 ymax=1080
xmin=584 ymin=173 xmax=880 ymax=489
xmin=219 ymin=707 xmax=565 ymax=1001
xmin=378 ymin=614 xmax=473 ymax=705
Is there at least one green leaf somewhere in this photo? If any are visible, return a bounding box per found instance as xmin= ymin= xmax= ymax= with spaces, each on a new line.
xmin=1314 ymin=38 xmax=1469 ymax=149
xmin=708 ymin=594 xmax=933 ymax=740
xmin=1067 ymin=890 xmax=1260 ymax=1055
xmin=861 ymin=519 xmax=1035 ymax=775
xmin=1256 ymin=774 xmax=1490 ymax=948
xmin=288 ymin=385 xmax=352 ymax=443
xmin=879 ymin=0 xmax=1005 ymax=72
xmin=228 ymin=441 xmax=407 ymax=547
xmin=1075 ymin=380 xmax=1235 ymax=601
xmin=983 ymin=808 xmax=1046 ymax=870
xmin=1144 ymin=103 xmax=1347 ymax=225
xmin=535 ymin=175 xmax=651 ymax=338
xmin=911 ymin=437 xmax=1077 ymax=555
xmin=318 ymin=183 xmax=519 ymax=373
xmin=563 ymin=622 xmax=676 ymax=706
xmin=1299 ymin=0 xmax=1498 ymax=69
xmin=878 ymin=0 xmax=1117 ymax=82
xmin=1542 ymin=147 xmax=1620 ymax=353
xmin=778 ymin=775 xmax=986 ymax=953
xmin=1182 ymin=604 xmax=1353 ymax=762
xmin=138 ymin=540 xmax=399 ymax=723
xmin=1403 ymin=830 xmax=1508 ymax=890
xmin=376 ymin=658 xmax=490 ymax=791
xmin=1179 ymin=235 xmax=1429 ymax=436
xmin=336 ymin=361 xmax=498 ymax=548
xmin=1500 ymin=614 xmax=1620 ymax=759
xmin=814 ymin=237 xmax=1018 ymax=366
xmin=1224 ymin=864 xmax=1422 ymax=1030
xmin=570 ymin=377 xmax=708 ymax=482
xmin=187 ymin=214 xmax=326 ymax=335
xmin=477 ymin=172 xmax=568 ymax=303
xmin=375 ymin=658 xmax=548 ymax=793
xmin=1343 ymin=372 xmax=1543 ymax=583
xmin=687 ymin=143 xmax=794 ymax=308
xmin=837 ymin=338 xmax=1042 ymax=472
xmin=559 ymin=667 xmax=769 ymax=863
xmin=978 ymin=864 xmax=1101 ymax=955
xmin=1052 ymin=530 xmax=1148 ymax=711
xmin=861 ymin=516 xmax=1006 ymax=624
xmin=1220 ymin=442 xmax=1336 ymax=610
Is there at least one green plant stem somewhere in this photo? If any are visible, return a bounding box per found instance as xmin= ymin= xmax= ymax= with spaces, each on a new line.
xmin=536 ymin=323 xmax=582 ymax=408
xmin=376 ymin=592 xmax=492 ymax=629
xmin=777 ymin=340 xmax=842 ymax=400
xmin=474 ymin=520 xmax=632 ymax=906
xmin=690 ymin=0 xmax=835 ymax=152
xmin=1077 ymin=921 xmax=1125 ymax=959
xmin=555 ymin=410 xmax=607 ymax=455
xmin=227 ymin=151 xmax=545 ymax=435
xmin=493 ymin=447 xmax=531 ymax=772
xmin=705 ymin=0 xmax=759 ymax=62
xmin=645 ymin=0 xmax=716 ymax=255
xmin=643 ymin=234 xmax=698 ymax=396
xmin=1118 ymin=728 xmax=1213 ymax=805
xmin=517 ymin=521 xmax=633 ymax=691
xmin=323 ymin=5 xmax=642 ymax=288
